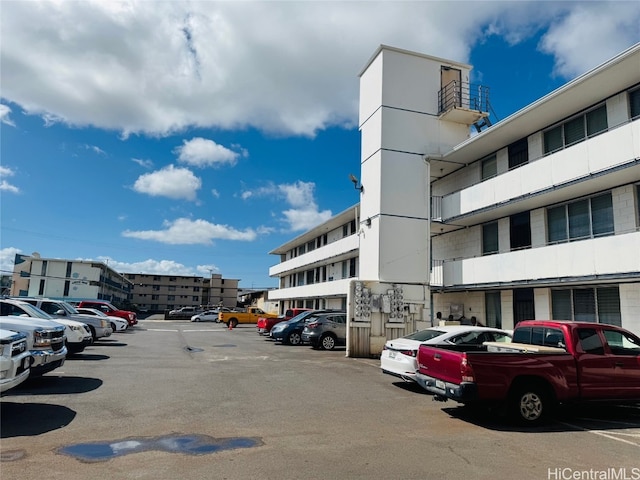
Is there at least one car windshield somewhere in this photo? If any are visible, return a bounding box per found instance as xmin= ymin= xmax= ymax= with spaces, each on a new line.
xmin=81 ymin=308 xmax=108 ymax=317
xmin=404 ymin=329 xmax=447 ymax=342
xmin=63 ymin=302 xmax=83 ymax=314
xmin=14 ymin=302 xmax=53 ymax=319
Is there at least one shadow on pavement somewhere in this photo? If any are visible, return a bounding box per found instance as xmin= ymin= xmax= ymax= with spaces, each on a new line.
xmin=7 ymin=375 xmax=103 ymax=396
xmin=1 ymin=402 xmax=77 ymax=438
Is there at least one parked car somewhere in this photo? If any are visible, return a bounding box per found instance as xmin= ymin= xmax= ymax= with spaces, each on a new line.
xmin=301 ymin=312 xmax=348 ymax=350
xmin=190 ymin=310 xmax=223 ymax=322
xmin=0 ymin=328 xmax=32 ymax=393
xmin=77 ymin=300 xmax=138 ymax=326
xmin=415 ymin=320 xmax=640 ymax=425
xmin=76 ymin=307 xmax=128 ymax=332
xmin=1 ymin=299 xmax=93 ymax=354
xmin=19 ymin=298 xmax=112 ymax=341
xmin=380 ymin=325 xmax=512 ymax=383
xmin=0 ymin=315 xmax=67 ymax=377
xmin=168 ymin=306 xmax=200 ymax=318
xmin=219 ymin=307 xmax=277 ymax=328
xmin=257 ymin=308 xmax=312 ymax=335
xmin=271 ymin=310 xmax=342 ymax=345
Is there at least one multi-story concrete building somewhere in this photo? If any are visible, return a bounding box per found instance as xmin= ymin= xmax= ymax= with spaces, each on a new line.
xmin=10 ymin=253 xmax=132 ymax=304
xmin=10 ymin=253 xmax=240 ymax=312
xmin=269 ymin=43 xmax=640 ymax=357
xmin=124 ymin=273 xmax=239 ymax=312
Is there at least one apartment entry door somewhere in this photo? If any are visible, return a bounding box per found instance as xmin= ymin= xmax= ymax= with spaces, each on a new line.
xmin=513 ymin=288 xmax=535 ymax=325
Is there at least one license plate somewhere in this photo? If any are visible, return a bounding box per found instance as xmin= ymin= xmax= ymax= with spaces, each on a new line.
xmin=435 ymin=380 xmax=445 ymax=390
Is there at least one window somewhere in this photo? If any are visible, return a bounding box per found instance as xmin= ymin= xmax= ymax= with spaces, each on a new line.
xmin=169 ymin=277 xmax=176 ymax=282
xmin=543 ymin=105 xmax=608 ymax=154
xmin=510 ymin=212 xmax=531 ymax=250
xmin=629 ymin=87 xmax=640 ymax=119
xmin=602 ymin=330 xmax=640 ymax=355
xmin=547 ymin=193 xmax=613 ymax=243
xmin=153 ymin=285 xmax=160 ymax=291
xmin=38 ymin=279 xmax=45 ymax=295
xmin=485 ymin=291 xmax=502 ymax=329
xmin=152 ymin=295 xmax=159 ymax=300
xmin=551 ymin=287 xmax=621 ymax=326
xmin=577 ymin=328 xmax=604 ymax=355
xmin=349 ymin=258 xmax=356 ymax=277
xmin=482 ymin=222 xmax=498 ymax=255
xmin=168 ymin=295 xmax=175 ymax=301
xmin=481 ymin=155 xmax=497 ymax=180
xmin=168 ymin=286 xmax=176 ymax=292
xmin=508 ymin=138 xmax=528 ymax=169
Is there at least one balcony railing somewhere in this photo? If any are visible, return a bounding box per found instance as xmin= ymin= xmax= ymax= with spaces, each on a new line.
xmin=438 ymin=81 xmax=490 ymax=115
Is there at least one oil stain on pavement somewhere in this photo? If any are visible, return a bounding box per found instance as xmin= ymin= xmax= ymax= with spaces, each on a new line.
xmin=58 ymin=434 xmax=263 ymax=462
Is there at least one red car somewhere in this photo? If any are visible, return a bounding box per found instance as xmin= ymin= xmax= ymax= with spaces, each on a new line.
xmin=256 ymin=308 xmax=311 ymax=335
xmin=78 ymin=300 xmax=138 ymax=326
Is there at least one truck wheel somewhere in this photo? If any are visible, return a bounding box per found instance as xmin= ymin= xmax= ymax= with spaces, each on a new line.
xmin=288 ymin=332 xmax=302 ymax=346
xmin=510 ymin=385 xmax=549 ymax=425
xmin=89 ymin=325 xmax=97 ymax=341
xmin=230 ymin=318 xmax=238 ymax=328
xmin=320 ymin=334 xmax=336 ymax=350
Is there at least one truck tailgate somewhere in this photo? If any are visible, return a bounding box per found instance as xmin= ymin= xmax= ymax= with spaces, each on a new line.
xmin=417 ymin=345 xmax=466 ymax=385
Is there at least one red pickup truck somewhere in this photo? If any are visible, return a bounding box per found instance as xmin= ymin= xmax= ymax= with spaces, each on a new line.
xmin=256 ymin=308 xmax=311 ymax=335
xmin=416 ymin=320 xmax=640 ymax=425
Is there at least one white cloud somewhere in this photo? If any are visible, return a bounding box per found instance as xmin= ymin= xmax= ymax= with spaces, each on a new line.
xmin=243 ymin=181 xmax=332 ymax=232
xmin=132 ymin=164 xmax=201 ymax=201
xmin=122 ymin=217 xmax=257 ymax=245
xmin=4 ymin=2 xmax=636 ymax=137
xmin=539 ymin=2 xmax=640 ymax=78
xmin=83 ymin=144 xmax=106 ymax=155
xmin=95 ymin=256 xmax=218 ymax=276
xmin=0 ymin=166 xmax=20 ymax=194
xmin=175 ymin=137 xmax=242 ymax=168
xmin=132 ymin=158 xmax=154 ymax=169
xmin=0 ymin=247 xmax=22 ymax=274
xmin=0 ymin=104 xmax=15 ymax=127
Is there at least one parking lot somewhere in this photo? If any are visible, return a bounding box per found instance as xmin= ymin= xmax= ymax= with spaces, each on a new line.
xmin=1 ymin=319 xmax=639 ymax=480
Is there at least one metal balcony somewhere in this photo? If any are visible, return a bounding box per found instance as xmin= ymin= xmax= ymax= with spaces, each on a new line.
xmin=438 ymin=81 xmax=491 ymax=129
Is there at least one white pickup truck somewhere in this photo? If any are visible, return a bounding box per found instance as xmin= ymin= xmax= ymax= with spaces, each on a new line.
xmin=0 ymin=316 xmax=67 ymax=377
xmin=0 ymin=328 xmax=32 ymax=393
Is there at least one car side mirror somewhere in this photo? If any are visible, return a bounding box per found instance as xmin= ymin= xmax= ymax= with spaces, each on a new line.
xmin=55 ymin=309 xmax=66 ymax=316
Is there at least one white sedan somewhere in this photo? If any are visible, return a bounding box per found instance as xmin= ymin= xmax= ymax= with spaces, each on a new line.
xmin=76 ymin=307 xmax=128 ymax=332
xmin=190 ymin=310 xmax=220 ymax=322
xmin=380 ymin=325 xmax=512 ymax=382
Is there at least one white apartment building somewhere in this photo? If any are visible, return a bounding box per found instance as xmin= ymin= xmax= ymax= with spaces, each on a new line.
xmin=11 ymin=252 xmax=132 ymax=304
xmin=269 ymin=43 xmax=640 ymax=357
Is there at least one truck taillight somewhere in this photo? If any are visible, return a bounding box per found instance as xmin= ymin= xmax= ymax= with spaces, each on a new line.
xmin=460 ymin=354 xmax=475 ymax=383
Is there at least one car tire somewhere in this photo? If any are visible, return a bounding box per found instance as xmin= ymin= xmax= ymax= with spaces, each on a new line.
xmin=288 ymin=332 xmax=302 ymax=346
xmin=111 ymin=322 xmax=117 ymax=332
xmin=88 ymin=325 xmax=97 ymax=341
xmin=320 ymin=334 xmax=336 ymax=350
xmin=509 ymin=384 xmax=551 ymax=425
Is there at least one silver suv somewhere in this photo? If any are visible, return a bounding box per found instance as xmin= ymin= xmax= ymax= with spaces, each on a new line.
xmin=301 ymin=312 xmax=347 ymax=350
xmin=19 ymin=298 xmax=111 ymax=341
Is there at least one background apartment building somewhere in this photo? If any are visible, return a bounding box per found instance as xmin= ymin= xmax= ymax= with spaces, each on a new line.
xmin=11 ymin=253 xmax=132 ymax=304
xmin=267 ymin=43 xmax=640 ymax=357
xmin=10 ymin=253 xmax=240 ymax=312
xmin=124 ymin=273 xmax=239 ymax=312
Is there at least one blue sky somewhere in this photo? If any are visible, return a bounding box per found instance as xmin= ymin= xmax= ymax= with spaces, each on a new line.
xmin=1 ymin=1 xmax=639 ymax=289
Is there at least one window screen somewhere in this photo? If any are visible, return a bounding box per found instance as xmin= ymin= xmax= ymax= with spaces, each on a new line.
xmin=551 ymin=290 xmax=572 ymax=320
xmin=564 ymin=116 xmax=585 ymax=145
xmin=568 ymin=199 xmax=590 ymax=240
xmin=586 ymin=105 xmax=608 ymax=136
xmin=630 ymin=88 xmax=640 ymax=119
xmin=591 ymin=193 xmax=614 ymax=236
xmin=482 ymin=222 xmax=499 ymax=255
xmin=596 ymin=287 xmax=621 ymax=327
xmin=481 ymin=155 xmax=497 ymax=180
xmin=544 ymin=126 xmax=563 ymax=154
xmin=508 ymin=138 xmax=528 ymax=169
xmin=547 ymin=206 xmax=567 ymax=243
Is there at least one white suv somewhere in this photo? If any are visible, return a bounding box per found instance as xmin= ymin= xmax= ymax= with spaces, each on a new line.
xmin=0 ymin=328 xmax=32 ymax=393
xmin=1 ymin=299 xmax=93 ymax=354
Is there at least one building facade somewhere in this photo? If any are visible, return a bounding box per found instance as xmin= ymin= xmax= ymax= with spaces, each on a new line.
xmin=10 ymin=253 xmax=132 ymax=304
xmin=268 ymin=44 xmax=640 ymax=357
xmin=124 ymin=273 xmax=239 ymax=312
xmin=10 ymin=253 xmax=240 ymax=312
